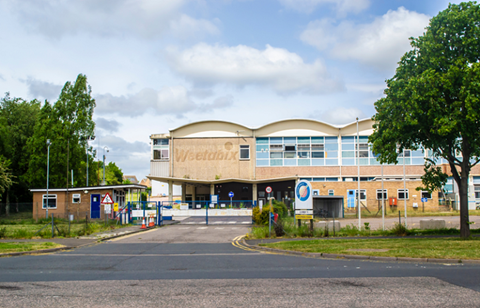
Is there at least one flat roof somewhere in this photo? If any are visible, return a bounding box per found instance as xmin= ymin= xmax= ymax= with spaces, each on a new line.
xmin=147 ymin=175 xmax=297 ymax=186
xmin=30 ymin=184 xmax=147 ymax=192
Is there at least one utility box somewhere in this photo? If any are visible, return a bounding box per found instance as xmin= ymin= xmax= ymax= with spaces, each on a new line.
xmin=389 ymin=197 xmax=397 ymax=206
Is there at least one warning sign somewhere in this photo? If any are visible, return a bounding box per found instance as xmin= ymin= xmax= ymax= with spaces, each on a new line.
xmin=101 ymin=193 xmax=114 ymax=204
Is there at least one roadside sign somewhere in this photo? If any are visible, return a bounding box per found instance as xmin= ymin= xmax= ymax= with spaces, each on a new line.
xmin=113 ymin=203 xmax=118 ymax=211
xmin=296 ymin=214 xmax=313 ymax=220
xmin=421 ymin=198 xmax=428 ymax=202
xmin=104 ymin=204 xmax=111 ymax=214
xmin=211 ymin=194 xmax=218 ymax=204
xmin=294 ymin=180 xmax=313 ymax=210
xmin=101 ymin=193 xmax=114 ymax=204
xmin=266 ymin=186 xmax=272 ymax=194
xmin=228 ymin=191 xmax=234 ymax=198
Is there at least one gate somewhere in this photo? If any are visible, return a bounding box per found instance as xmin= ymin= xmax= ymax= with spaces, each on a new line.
xmin=161 ymin=200 xmax=255 ymax=225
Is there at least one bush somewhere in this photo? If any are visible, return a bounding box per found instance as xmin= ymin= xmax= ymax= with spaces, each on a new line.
xmin=272 ymin=200 xmax=288 ymax=218
xmin=391 ymin=223 xmax=411 ymax=236
xmin=274 ymin=218 xmax=285 ymax=237
xmin=0 ymin=227 xmax=6 ymax=238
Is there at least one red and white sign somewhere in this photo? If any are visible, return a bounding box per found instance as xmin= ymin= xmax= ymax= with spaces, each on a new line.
xmin=101 ymin=193 xmax=114 ymax=204
xmin=265 ymin=186 xmax=272 ymax=194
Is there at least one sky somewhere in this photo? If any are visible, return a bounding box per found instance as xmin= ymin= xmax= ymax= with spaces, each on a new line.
xmin=0 ymin=0 xmax=461 ymax=181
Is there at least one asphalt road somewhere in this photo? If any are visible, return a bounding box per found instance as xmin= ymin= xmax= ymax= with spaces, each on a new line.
xmin=0 ymin=224 xmax=479 ymax=307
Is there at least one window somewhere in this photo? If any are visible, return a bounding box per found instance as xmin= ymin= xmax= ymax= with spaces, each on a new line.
xmin=328 ymin=189 xmax=334 ymax=196
xmin=153 ymin=139 xmax=169 ymax=145
xmin=355 ymin=189 xmax=366 ymax=201
xmin=153 ymin=149 xmax=169 ymax=160
xmin=240 ymin=145 xmax=250 ymax=160
xmin=475 ymin=186 xmax=480 ymax=199
xmin=376 ymin=189 xmax=388 ymax=200
xmin=270 ymin=144 xmax=283 ymax=151
xmin=72 ymin=194 xmax=81 ymax=203
xmin=398 ymin=189 xmax=409 ymax=200
xmin=42 ymin=194 xmax=57 ymax=209
xmin=421 ymin=191 xmax=432 ymax=199
xmin=285 ymin=145 xmax=296 ymax=151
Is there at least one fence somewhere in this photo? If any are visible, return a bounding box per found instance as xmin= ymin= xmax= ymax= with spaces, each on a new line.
xmin=161 ymin=200 xmax=255 ymax=209
xmin=0 ymin=202 xmax=33 ymax=218
xmin=344 ymin=198 xmax=451 ymax=217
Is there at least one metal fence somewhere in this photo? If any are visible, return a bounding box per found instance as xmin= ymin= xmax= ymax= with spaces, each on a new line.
xmin=0 ymin=202 xmax=33 ymax=217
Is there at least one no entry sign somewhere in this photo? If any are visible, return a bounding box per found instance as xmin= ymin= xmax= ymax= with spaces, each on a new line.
xmin=265 ymin=186 xmax=272 ymax=194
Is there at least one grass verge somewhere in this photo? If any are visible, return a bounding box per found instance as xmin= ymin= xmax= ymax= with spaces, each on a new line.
xmin=0 ymin=242 xmax=64 ymax=254
xmin=261 ymin=237 xmax=480 ymax=260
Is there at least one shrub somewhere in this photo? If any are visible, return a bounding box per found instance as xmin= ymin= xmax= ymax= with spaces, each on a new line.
xmin=272 ymin=200 xmax=288 ymax=218
xmin=274 ymin=218 xmax=285 ymax=237
xmin=0 ymin=227 xmax=6 ymax=238
xmin=391 ymin=223 xmax=411 ymax=236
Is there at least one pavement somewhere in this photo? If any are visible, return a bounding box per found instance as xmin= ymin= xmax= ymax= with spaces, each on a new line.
xmin=322 ymin=215 xmax=480 ymax=230
xmin=178 ymin=215 xmax=252 ymax=225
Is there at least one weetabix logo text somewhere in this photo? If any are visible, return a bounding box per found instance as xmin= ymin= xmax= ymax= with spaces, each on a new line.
xmin=175 ymin=149 xmax=238 ymax=162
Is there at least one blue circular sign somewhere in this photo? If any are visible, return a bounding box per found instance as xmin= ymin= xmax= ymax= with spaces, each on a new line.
xmin=228 ymin=191 xmax=234 ymax=198
xmin=296 ymin=182 xmax=311 ymax=202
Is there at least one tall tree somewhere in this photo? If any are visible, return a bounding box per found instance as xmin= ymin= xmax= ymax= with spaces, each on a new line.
xmin=0 ymin=93 xmax=40 ymax=207
xmin=0 ymin=157 xmax=14 ymax=202
xmin=369 ymin=2 xmax=480 ymax=238
xmin=26 ymin=74 xmax=96 ymax=189
xmin=97 ymin=162 xmax=124 ymax=185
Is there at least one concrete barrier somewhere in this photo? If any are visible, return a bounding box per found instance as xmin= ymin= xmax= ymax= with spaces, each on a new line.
xmin=420 ymin=219 xmax=446 ymax=230
xmin=317 ymin=221 xmax=341 ymax=231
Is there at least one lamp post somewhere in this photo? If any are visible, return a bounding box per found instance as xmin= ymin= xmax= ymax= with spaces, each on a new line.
xmin=357 ymin=117 xmax=361 ymax=229
xmin=86 ymin=136 xmax=95 ymax=186
xmin=46 ymin=139 xmax=51 ymax=218
xmin=102 ymin=146 xmax=109 ymax=185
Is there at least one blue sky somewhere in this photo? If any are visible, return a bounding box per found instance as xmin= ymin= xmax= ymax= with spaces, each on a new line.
xmin=0 ymin=0 xmax=461 ymax=180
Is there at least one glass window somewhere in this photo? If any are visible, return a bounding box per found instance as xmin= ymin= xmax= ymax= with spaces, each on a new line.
xmin=297 ymin=152 xmax=310 ymax=158
xmin=325 ymin=143 xmax=338 ymax=151
xmin=240 ymin=145 xmax=250 ymax=160
xmin=311 ymin=137 xmax=324 ymax=144
xmin=284 ymin=159 xmax=296 ymax=166
xmin=284 ymin=145 xmax=296 ymax=151
xmin=72 ymin=194 xmax=81 ymax=203
xmin=475 ymin=185 xmax=480 ymax=199
xmin=256 ymin=144 xmax=268 ymax=151
xmin=298 ymin=159 xmax=310 ymax=166
xmin=376 ymin=190 xmax=387 ymax=200
xmin=270 ymin=159 xmax=283 ymax=166
xmin=342 ymin=136 xmax=355 ymax=143
xmin=153 ymin=149 xmax=169 ymax=159
xmin=256 ymin=137 xmax=268 ymax=144
xmin=326 ymin=151 xmax=338 ymax=158
xmin=312 ymin=159 xmax=324 ymax=166
xmin=284 ymin=152 xmax=296 ymax=158
xmin=325 ymin=136 xmax=338 ymax=143
xmin=398 ymin=189 xmax=409 ymax=200
xmin=284 ymin=137 xmax=296 ymax=143
xmin=270 ymin=144 xmax=283 ymax=151
xmin=342 ymin=151 xmax=354 ymax=158
xmin=311 ymin=144 xmax=324 ymax=151
xmin=312 ymin=152 xmax=324 ymax=158
xmin=256 ymin=152 xmax=269 ymax=159
xmin=256 ymin=160 xmax=269 ymax=166
xmin=270 ymin=152 xmax=283 ymax=159
xmin=328 ymin=189 xmax=334 ymax=196
xmin=326 ymin=178 xmax=338 ymax=182
xmin=270 ymin=137 xmax=283 ymax=144
xmin=342 ymin=159 xmax=355 ymax=166
xmin=355 ymin=190 xmax=366 ymax=201
xmin=153 ymin=139 xmax=169 ymax=145
xmin=312 ymin=178 xmax=325 ymax=182
xmin=325 ymin=159 xmax=337 ymax=166
xmin=297 ymin=137 xmax=310 ymax=144
xmin=342 ymin=143 xmax=354 ymax=150
xmin=421 ymin=191 xmax=432 ymax=199
xmin=42 ymin=194 xmax=57 ymax=209
xmin=298 ymin=144 xmax=310 ymax=151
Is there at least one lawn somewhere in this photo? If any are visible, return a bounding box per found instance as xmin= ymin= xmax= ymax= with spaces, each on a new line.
xmin=0 ymin=242 xmax=64 ymax=254
xmin=262 ymin=237 xmax=480 ymax=260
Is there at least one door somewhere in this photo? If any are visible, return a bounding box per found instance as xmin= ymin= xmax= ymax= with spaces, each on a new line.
xmin=347 ymin=190 xmax=355 ymax=208
xmin=91 ymin=194 xmax=101 ymax=219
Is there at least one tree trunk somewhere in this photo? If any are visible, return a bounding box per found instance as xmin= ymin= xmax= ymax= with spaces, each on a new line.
xmin=458 ymin=172 xmax=471 ymax=238
xmin=5 ymin=189 xmax=9 ymax=217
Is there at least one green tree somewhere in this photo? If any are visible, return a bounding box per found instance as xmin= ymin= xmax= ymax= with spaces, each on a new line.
xmin=369 ymin=2 xmax=480 ymax=238
xmin=0 ymin=93 xmax=40 ymax=210
xmin=25 ymin=74 xmax=96 ymax=189
xmin=97 ymin=162 xmax=124 ymax=185
xmin=0 ymin=158 xmax=14 ymax=202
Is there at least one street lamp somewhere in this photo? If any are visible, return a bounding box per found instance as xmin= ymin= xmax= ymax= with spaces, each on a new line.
xmin=102 ymin=146 xmax=109 ymax=185
xmin=86 ymin=136 xmax=95 ymax=186
xmin=46 ymin=139 xmax=51 ymax=218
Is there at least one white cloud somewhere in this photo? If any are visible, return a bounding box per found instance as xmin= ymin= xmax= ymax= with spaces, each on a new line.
xmin=313 ymin=107 xmax=366 ymax=125
xmin=169 ymin=14 xmax=220 ymax=39
xmin=278 ymin=0 xmax=369 ymax=14
xmin=2 ymin=0 xmax=218 ymax=39
xmin=21 ymin=77 xmax=62 ymax=100
xmin=95 ymin=86 xmax=234 ymax=118
xmin=165 ymin=43 xmax=344 ymax=95
xmin=300 ymin=7 xmax=430 ymax=71
xmin=95 ymin=86 xmax=196 ymax=117
xmin=95 ymin=117 xmax=122 ymax=133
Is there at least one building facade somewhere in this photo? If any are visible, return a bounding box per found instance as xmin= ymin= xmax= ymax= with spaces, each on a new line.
xmin=148 ymin=119 xmax=480 ymax=216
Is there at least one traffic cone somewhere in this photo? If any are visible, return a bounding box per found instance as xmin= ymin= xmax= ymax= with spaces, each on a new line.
xmin=148 ymin=214 xmax=154 ymax=227
xmin=140 ymin=217 xmax=147 ymax=229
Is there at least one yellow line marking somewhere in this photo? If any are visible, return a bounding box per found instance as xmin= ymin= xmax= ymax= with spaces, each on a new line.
xmin=109 ymin=228 xmax=159 ymax=242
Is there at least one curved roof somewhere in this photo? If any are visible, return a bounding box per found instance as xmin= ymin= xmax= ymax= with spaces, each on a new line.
xmin=168 ymin=118 xmax=373 ymax=138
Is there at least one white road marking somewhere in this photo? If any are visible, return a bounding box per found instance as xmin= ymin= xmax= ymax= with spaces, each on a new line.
xmin=215 ymin=227 xmax=224 ymax=230
xmin=197 ymin=227 xmax=208 ymax=229
xmin=228 ymin=221 xmax=236 ymax=224
xmin=241 ymin=221 xmax=251 ymax=224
